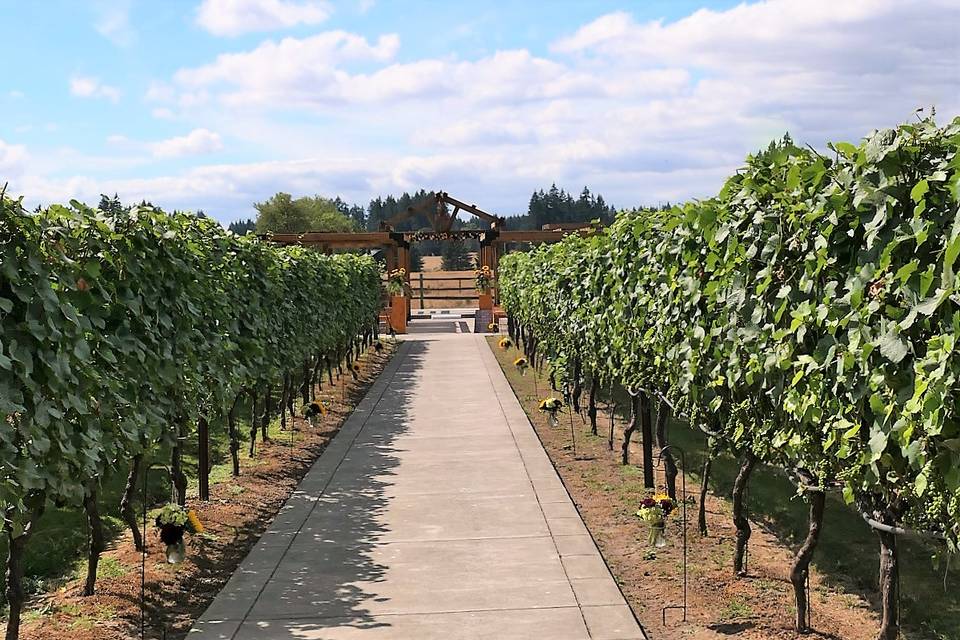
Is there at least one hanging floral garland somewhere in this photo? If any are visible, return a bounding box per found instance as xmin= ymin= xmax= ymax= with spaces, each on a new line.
xmin=405 ymin=230 xmax=487 ymax=243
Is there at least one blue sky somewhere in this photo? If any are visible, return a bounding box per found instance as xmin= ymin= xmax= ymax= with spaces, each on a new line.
xmin=1 ymin=0 xmax=958 ymax=223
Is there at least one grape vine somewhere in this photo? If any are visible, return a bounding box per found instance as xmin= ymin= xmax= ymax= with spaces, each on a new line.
xmin=499 ymin=115 xmax=960 ymax=639
xmin=0 ymin=197 xmax=382 ymax=640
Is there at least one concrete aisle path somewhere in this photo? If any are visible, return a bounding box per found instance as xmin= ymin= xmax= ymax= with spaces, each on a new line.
xmin=190 ymin=331 xmax=645 ymax=640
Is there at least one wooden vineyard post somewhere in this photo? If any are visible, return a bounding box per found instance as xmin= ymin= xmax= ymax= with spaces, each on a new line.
xmin=198 ymin=415 xmax=210 ymax=501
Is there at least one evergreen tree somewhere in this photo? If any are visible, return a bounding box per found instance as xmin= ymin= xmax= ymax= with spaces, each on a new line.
xmin=347 ymin=204 xmax=366 ymax=229
xmin=333 ymin=197 xmax=367 ymax=229
xmin=409 ymin=245 xmax=425 ymax=272
xmin=440 ymin=238 xmax=472 ymax=270
xmin=367 ymin=197 xmax=385 ymax=231
xmin=509 ymin=185 xmax=617 ymax=229
xmin=97 ymin=193 xmax=128 ymax=216
xmin=228 ymin=218 xmax=256 ymax=235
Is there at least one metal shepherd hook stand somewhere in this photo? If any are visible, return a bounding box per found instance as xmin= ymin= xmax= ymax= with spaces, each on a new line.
xmin=141 ymin=461 xmax=171 ymax=640
xmin=655 ymin=444 xmax=688 ymax=625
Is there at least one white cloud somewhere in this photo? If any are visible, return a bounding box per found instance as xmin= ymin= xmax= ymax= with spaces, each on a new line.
xmin=166 ymin=36 xmax=684 ymax=110
xmin=196 ymin=0 xmax=331 ymax=37
xmin=15 ymin=0 xmax=960 ymax=224
xmin=0 ymin=140 xmax=28 ymax=177
xmin=8 ymin=90 xmax=24 ymax=99
xmin=150 ymin=129 xmax=224 ymax=158
xmin=550 ymin=0 xmax=960 ymax=139
xmin=70 ymin=76 xmax=122 ymax=103
xmin=171 ymin=30 xmax=399 ymax=107
xmin=176 ymin=30 xmax=397 ymax=82
xmin=145 ymin=81 xmax=175 ymax=103
xmin=151 ymin=107 xmax=176 ymax=120
xmin=94 ymin=0 xmax=136 ymax=46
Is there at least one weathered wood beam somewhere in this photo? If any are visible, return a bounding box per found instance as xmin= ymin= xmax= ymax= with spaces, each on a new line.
xmin=439 ymin=193 xmax=501 ymax=224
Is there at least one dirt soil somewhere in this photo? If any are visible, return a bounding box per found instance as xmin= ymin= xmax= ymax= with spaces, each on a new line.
xmin=488 ymin=338 xmax=882 ymax=640
xmin=16 ymin=342 xmax=397 ymax=640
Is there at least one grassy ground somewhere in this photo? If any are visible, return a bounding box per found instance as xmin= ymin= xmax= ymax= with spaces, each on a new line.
xmin=662 ymin=416 xmax=958 ymax=639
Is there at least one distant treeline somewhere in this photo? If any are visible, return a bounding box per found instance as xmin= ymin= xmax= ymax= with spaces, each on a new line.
xmin=227 ymin=184 xmax=623 ymax=237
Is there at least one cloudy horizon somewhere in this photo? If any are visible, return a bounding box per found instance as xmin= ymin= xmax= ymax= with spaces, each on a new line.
xmin=1 ymin=0 xmax=958 ymax=223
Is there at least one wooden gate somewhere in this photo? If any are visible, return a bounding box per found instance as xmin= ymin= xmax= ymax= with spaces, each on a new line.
xmin=409 ymin=272 xmax=481 ymax=310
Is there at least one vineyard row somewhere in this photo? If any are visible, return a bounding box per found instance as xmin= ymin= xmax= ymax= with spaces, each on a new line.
xmin=498 ymin=116 xmax=960 ymax=640
xmin=0 ymin=197 xmax=382 ymax=639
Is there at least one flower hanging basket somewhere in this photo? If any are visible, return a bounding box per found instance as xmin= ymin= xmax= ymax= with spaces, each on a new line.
xmin=538 ymin=397 xmax=564 ymax=427
xmin=514 ymin=356 xmax=529 ymax=376
xmin=158 ymin=524 xmax=187 ymax=563
xmin=302 ymin=401 xmax=328 ymax=427
xmin=155 ymin=504 xmax=204 ymax=564
xmin=636 ymin=493 xmax=675 ymax=548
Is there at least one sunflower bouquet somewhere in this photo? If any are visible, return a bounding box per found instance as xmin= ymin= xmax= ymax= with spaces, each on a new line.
xmin=155 ymin=504 xmax=204 ymax=564
xmin=538 ymin=396 xmax=564 ymax=427
xmin=498 ymin=337 xmax=513 ymax=350
xmin=514 ymin=356 xmax=529 ymax=375
xmin=386 ymin=268 xmax=407 ymax=296
xmin=474 ymin=265 xmax=494 ymax=291
xmin=636 ymin=492 xmax=675 ymax=548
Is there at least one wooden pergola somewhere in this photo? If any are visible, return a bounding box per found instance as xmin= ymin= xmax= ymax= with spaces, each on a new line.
xmin=264 ymin=192 xmax=598 ymax=333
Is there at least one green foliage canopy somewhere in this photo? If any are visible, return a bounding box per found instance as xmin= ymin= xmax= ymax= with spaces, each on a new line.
xmin=254 ymin=192 xmax=356 ymax=234
xmin=500 ymin=116 xmax=960 ymax=547
xmin=0 ymin=198 xmax=381 ymax=536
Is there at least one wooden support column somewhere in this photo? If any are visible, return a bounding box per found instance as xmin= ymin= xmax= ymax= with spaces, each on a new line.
xmin=478 ymin=238 xmax=493 ymax=312
xmin=398 ymin=245 xmax=411 ymax=278
xmin=387 ymin=238 xmax=409 ymax=334
xmin=385 ymin=245 xmax=397 ymax=272
xmin=397 ymin=240 xmax=412 ymax=323
xmin=492 ymin=241 xmax=501 ymax=306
